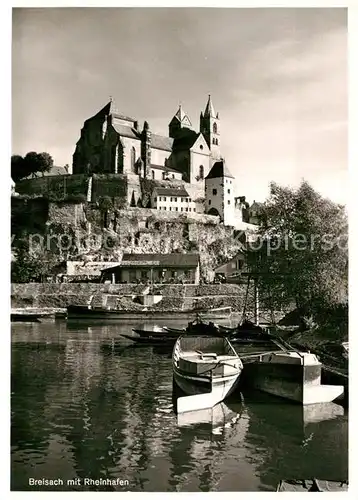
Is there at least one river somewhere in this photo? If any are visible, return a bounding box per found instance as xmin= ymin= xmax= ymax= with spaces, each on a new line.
xmin=11 ymin=319 xmax=348 ymax=492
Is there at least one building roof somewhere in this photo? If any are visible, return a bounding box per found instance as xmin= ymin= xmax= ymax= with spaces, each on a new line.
xmin=104 ymin=253 xmax=200 ymax=270
xmin=150 ymin=164 xmax=182 ymax=174
xmin=95 ymin=100 xmax=137 ymax=123
xmin=151 ymin=134 xmax=174 ymax=152
xmin=203 ymin=94 xmax=216 ymax=118
xmin=172 ymin=104 xmax=192 ymax=127
xmin=153 ymin=187 xmax=189 ymax=197
xmin=24 ymin=165 xmax=69 ymax=179
xmin=172 ymin=131 xmax=200 ymax=152
xmin=112 ymin=123 xmax=141 ymax=140
xmin=206 ymin=160 xmax=234 ymax=179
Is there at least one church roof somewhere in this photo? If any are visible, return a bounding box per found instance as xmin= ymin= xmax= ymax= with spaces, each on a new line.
xmin=206 ymin=160 xmax=234 ymax=179
xmin=151 ymin=134 xmax=174 ymax=152
xmin=172 ymin=104 xmax=192 ymax=127
xmin=204 ymin=94 xmax=216 ymax=118
xmin=172 ymin=131 xmax=200 ymax=151
xmin=112 ymin=123 xmax=141 ymax=140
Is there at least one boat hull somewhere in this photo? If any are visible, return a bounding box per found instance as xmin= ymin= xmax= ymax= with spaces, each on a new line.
xmin=67 ymin=305 xmax=233 ymax=320
xmin=242 ymin=352 xmax=344 ymax=405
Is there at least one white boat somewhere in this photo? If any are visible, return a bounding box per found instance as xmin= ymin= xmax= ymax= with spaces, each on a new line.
xmin=243 ymin=351 xmax=344 ymax=405
xmin=172 ymin=335 xmax=243 ymax=413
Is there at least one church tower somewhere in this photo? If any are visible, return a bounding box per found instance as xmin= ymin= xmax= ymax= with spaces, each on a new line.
xmin=205 ymin=160 xmax=235 ymax=226
xmin=169 ymin=104 xmax=193 ymax=138
xmin=200 ymin=95 xmax=221 ymax=160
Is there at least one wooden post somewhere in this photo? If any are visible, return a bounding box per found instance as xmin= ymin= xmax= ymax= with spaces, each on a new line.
xmin=254 ymin=277 xmax=259 ymax=326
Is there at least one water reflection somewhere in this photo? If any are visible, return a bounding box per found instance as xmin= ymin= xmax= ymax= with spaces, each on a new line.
xmin=11 ymin=321 xmax=348 ymax=492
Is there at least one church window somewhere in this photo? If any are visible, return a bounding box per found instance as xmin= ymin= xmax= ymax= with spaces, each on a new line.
xmin=213 ymin=123 xmax=217 ymax=134
xmin=152 ymin=170 xmax=155 ymax=179
xmin=131 ymin=147 xmax=136 ymax=172
xmin=212 ymin=138 xmax=215 ymax=145
xmin=209 ymin=200 xmax=211 ymax=205
xmin=200 ymin=145 xmax=203 ymax=150
xmin=154 ymin=197 xmax=157 ymax=202
xmin=199 ymin=165 xmax=204 ymax=179
xmin=213 ymin=189 xmax=217 ymax=195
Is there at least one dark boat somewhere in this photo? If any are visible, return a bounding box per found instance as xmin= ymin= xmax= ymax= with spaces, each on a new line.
xmin=67 ymin=304 xmax=233 ymax=320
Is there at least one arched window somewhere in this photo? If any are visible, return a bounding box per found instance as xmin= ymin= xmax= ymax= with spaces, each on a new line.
xmin=213 ymin=122 xmax=217 ymax=134
xmin=131 ymin=147 xmax=136 ymax=172
xmin=199 ymin=165 xmax=204 ymax=180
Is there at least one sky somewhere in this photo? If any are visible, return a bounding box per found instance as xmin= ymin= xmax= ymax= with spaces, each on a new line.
xmin=12 ymin=7 xmax=347 ymax=204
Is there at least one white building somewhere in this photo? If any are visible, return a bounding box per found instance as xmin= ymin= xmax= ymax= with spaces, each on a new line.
xmin=204 ymin=160 xmax=235 ymax=226
xmin=151 ymin=187 xmax=198 ymax=213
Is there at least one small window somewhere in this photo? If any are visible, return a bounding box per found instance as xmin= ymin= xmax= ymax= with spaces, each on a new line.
xmin=212 ymin=138 xmax=215 ymax=144
xmin=169 ymin=207 xmax=172 ymax=211
xmin=175 ymin=207 xmax=178 ymax=211
xmin=152 ymin=170 xmax=155 ymax=179
xmin=193 ymin=208 xmax=196 ymax=212
xmin=199 ymin=165 xmax=204 ymax=179
xmin=213 ymin=189 xmax=217 ymax=195
xmin=159 ymin=207 xmax=162 ymax=210
xmin=189 ymin=208 xmax=191 ymax=212
xmin=159 ymin=197 xmax=162 ymax=201
xmin=174 ymin=197 xmax=177 ymax=202
xmin=185 ymin=208 xmax=188 ymax=212
xmin=200 ymin=145 xmax=203 ymax=150
xmin=163 ymin=207 xmax=167 ymax=210
xmin=228 ymin=189 xmax=230 ymax=194
xmin=181 ymin=208 xmax=183 ymax=212
xmin=162 ymin=172 xmax=166 ymax=180
xmin=163 ymin=197 xmax=166 ymax=201
xmin=213 ymin=122 xmax=217 ymax=134
xmin=228 ymin=200 xmax=231 ymax=205
xmin=172 ymin=174 xmax=175 ymax=179
xmin=209 ymin=200 xmax=211 ymax=205
xmin=170 ymin=197 xmax=173 ymax=202
xmin=189 ymin=198 xmax=191 ymax=202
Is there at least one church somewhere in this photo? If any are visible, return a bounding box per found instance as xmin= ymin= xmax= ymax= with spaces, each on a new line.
xmin=72 ymin=95 xmax=243 ymax=227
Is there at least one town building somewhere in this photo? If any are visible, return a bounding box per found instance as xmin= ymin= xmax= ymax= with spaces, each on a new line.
xmin=100 ymin=253 xmax=200 ymax=284
xmin=214 ymin=250 xmax=246 ymax=281
xmin=151 ymin=187 xmax=198 ymax=213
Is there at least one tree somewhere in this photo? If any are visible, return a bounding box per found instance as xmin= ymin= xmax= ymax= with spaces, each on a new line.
xmin=11 ymin=151 xmax=54 ymax=181
xmin=246 ymin=181 xmax=348 ymax=321
xmin=11 ymin=155 xmax=26 ymax=182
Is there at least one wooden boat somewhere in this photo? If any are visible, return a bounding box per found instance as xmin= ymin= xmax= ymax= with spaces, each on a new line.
xmin=277 ymin=479 xmax=348 ymax=492
xmin=121 ymin=333 xmax=176 ymax=346
xmin=66 ymin=305 xmax=233 ymax=320
xmin=172 ymin=335 xmax=243 ymax=413
xmin=242 ymin=350 xmax=344 ymax=405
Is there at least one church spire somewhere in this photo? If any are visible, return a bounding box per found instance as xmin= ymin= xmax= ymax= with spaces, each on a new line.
xmin=169 ymin=102 xmax=192 ymax=138
xmin=204 ymin=94 xmax=216 ymax=118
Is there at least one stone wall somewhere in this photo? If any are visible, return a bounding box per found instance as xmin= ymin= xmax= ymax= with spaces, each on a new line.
xmin=11 ymin=283 xmax=249 ymax=310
